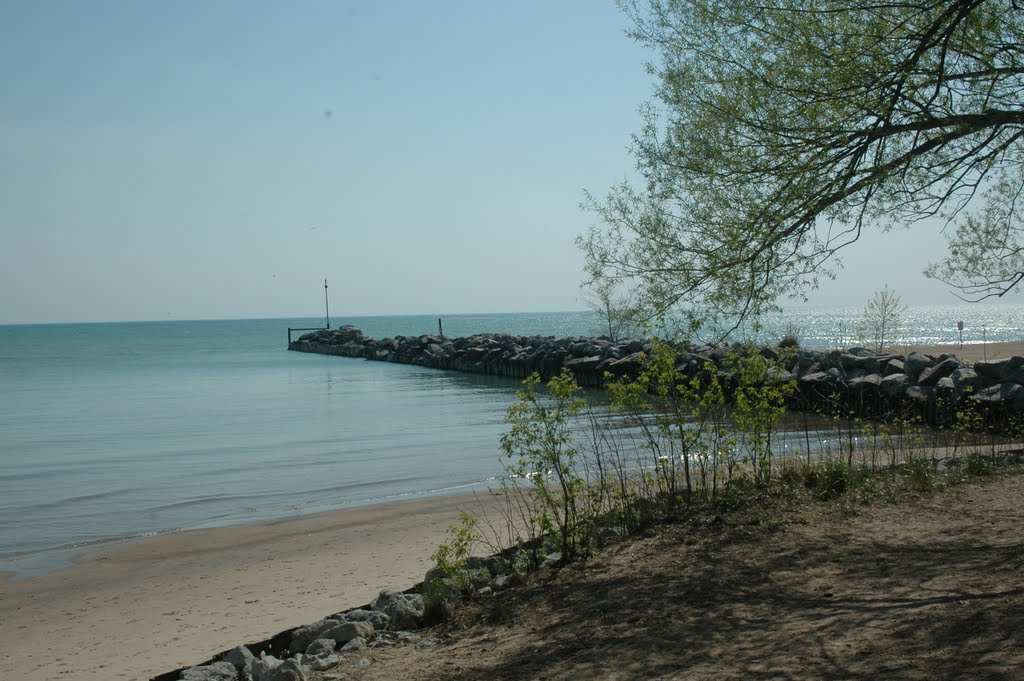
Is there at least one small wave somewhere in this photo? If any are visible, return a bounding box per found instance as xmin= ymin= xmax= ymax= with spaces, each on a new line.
xmin=3 ymin=488 xmax=135 ymax=515
xmin=0 ymin=530 xmax=146 ymax=562
xmin=139 ymin=475 xmax=429 ymax=515
xmin=143 ymin=492 xmax=279 ymax=514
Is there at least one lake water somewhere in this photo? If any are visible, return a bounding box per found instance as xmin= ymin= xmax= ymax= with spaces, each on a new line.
xmin=2 ymin=305 xmax=1022 ymax=579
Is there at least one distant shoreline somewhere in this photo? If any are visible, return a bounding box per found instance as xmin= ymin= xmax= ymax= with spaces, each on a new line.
xmin=892 ymin=340 xmax=1024 ymax=363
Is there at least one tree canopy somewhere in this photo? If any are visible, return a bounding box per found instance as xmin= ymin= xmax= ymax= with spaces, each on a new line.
xmin=580 ymin=0 xmax=1024 ymax=333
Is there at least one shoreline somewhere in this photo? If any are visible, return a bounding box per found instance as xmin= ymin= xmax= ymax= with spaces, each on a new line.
xmin=891 ymin=339 xmax=1024 ymax=363
xmin=0 ymin=483 xmax=500 ymax=584
xmin=0 ymin=490 xmax=508 ymax=681
xmin=797 ymin=340 xmax=1021 ymax=363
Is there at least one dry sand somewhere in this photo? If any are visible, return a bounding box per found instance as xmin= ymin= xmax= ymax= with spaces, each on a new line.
xmin=4 ymin=340 xmax=1022 ymax=681
xmin=0 ymin=492 xmax=505 ymax=681
xmin=893 ymin=339 xmax=1024 ymax=363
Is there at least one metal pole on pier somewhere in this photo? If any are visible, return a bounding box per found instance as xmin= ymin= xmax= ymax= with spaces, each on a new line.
xmin=438 ymin=318 xmax=443 ymax=339
xmin=324 ymin=278 xmax=330 ymax=329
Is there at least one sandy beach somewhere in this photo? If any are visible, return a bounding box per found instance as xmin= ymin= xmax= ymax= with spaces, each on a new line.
xmin=3 ymin=340 xmax=1022 ymax=681
xmin=894 ymin=339 xmax=1024 ymax=363
xmin=0 ymin=492 xmax=506 ymax=681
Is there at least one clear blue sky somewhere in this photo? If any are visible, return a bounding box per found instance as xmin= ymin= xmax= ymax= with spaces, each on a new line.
xmin=0 ymin=1 xmax=993 ymax=324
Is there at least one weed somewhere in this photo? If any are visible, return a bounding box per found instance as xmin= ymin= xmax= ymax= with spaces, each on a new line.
xmin=902 ymin=456 xmax=938 ymax=493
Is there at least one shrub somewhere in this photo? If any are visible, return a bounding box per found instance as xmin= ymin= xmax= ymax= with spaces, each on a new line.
xmin=499 ymin=369 xmax=593 ymax=562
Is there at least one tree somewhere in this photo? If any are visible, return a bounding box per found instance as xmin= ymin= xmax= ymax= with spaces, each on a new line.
xmin=580 ymin=278 xmax=645 ymax=341
xmin=580 ymin=0 xmax=1024 ymax=332
xmin=926 ymin=169 xmax=1024 ymax=299
xmin=861 ymin=285 xmax=908 ymax=351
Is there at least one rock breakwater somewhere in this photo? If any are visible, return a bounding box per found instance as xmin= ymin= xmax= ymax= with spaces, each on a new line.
xmin=289 ymin=326 xmax=1024 ymax=431
xmin=288 ymin=324 xmax=646 ymax=386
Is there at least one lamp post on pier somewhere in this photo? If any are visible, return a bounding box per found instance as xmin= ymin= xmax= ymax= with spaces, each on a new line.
xmin=324 ymin=279 xmax=330 ymax=329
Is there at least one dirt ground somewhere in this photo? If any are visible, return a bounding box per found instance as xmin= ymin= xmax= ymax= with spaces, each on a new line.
xmin=335 ymin=471 xmax=1024 ymax=681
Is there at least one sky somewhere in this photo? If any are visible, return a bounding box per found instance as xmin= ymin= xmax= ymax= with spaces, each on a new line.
xmin=0 ymin=1 xmax=1008 ymax=325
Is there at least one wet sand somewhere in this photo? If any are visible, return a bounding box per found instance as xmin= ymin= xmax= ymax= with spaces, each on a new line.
xmin=0 ymin=492 xmax=506 ymax=681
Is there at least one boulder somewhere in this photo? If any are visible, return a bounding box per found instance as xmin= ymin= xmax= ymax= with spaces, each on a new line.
xmin=849 ymin=374 xmax=881 ymax=391
xmin=975 ymin=358 xmax=1009 ymax=382
xmin=302 ymin=639 xmax=341 ymax=672
xmin=334 ymin=608 xmax=391 ymax=631
xmin=569 ymin=341 xmax=600 ymax=357
xmin=676 ymin=353 xmax=704 ymax=376
xmin=798 ymin=371 xmax=841 ymax=402
xmin=564 ymin=355 xmax=603 ymax=372
xmin=540 ymin=551 xmax=563 ymax=569
xmin=936 ymin=376 xmax=956 ymax=399
xmin=906 ymin=385 xmax=934 ymax=403
xmin=800 ymin=361 xmax=822 ymax=377
xmin=180 ymin=661 xmax=238 ymax=681
xmin=1000 ymin=356 xmax=1024 ymax=385
xmin=904 ymin=352 xmax=934 ymax=379
xmin=880 ymin=373 xmax=911 ymax=397
xmin=917 ymin=357 xmax=962 ymax=387
xmin=601 ymin=344 xmax=623 ymax=360
xmin=251 ymin=655 xmax=282 ymax=681
xmin=882 ymin=358 xmax=905 ymax=377
xmin=707 ymin=346 xmax=732 ymax=365
xmin=371 ymin=590 xmax=425 ymax=631
xmin=223 ymin=646 xmax=255 ymax=679
xmin=624 ymin=339 xmax=645 ymax=354
xmin=264 ymin=658 xmax=306 ymax=681
xmin=799 ymin=371 xmax=834 ymax=387
xmin=795 ymin=350 xmax=820 ymax=375
xmin=305 ymin=638 xmax=336 ymax=656
xmin=325 ymin=620 xmax=374 ymax=644
xmin=341 ymin=637 xmax=368 ymax=652
xmin=973 ymin=382 xmax=1023 ymax=404
xmin=840 ymin=352 xmax=880 ymax=373
xmin=291 ymin=614 xmax=378 ymax=650
xmin=951 ymin=366 xmax=979 ymax=395
xmin=825 ymin=367 xmax=847 ymax=384
xmin=607 ymin=352 xmax=644 ymax=377
xmin=765 ymin=366 xmax=797 ymax=384
xmin=290 ymin=618 xmax=342 ymax=654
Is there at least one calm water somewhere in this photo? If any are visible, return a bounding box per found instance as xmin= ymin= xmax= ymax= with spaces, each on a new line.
xmin=2 ymin=306 xmax=1022 ymax=579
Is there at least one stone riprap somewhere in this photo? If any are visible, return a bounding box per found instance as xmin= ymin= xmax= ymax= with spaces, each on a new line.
xmin=289 ymin=326 xmax=1024 ymax=431
xmin=786 ymin=347 xmax=1024 ymax=430
xmin=288 ymin=324 xmax=648 ymax=386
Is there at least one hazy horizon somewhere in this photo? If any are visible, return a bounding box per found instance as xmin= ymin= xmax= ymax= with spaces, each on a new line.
xmin=5 ymin=297 xmax=1024 ymax=329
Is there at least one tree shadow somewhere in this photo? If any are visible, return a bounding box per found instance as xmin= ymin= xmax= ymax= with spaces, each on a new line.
xmin=434 ymin=520 xmax=1023 ymax=680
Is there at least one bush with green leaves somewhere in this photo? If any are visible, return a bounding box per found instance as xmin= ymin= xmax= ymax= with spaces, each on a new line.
xmin=429 ymin=510 xmax=480 ymax=592
xmin=605 ymin=338 xmax=738 ymax=521
xmin=499 ymin=369 xmax=593 ymax=563
xmin=727 ymin=344 xmax=795 ymax=487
